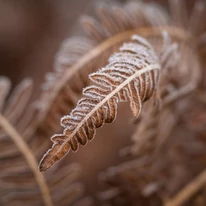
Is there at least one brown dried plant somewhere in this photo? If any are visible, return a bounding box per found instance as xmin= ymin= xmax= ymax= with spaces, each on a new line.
xmin=39 ymin=34 xmax=161 ymax=171
xmin=90 ymin=1 xmax=206 ymax=205
xmin=35 ymin=0 xmax=188 ymax=140
xmin=38 ymin=0 xmax=206 ymax=205
xmin=0 ymin=77 xmax=52 ymax=206
xmin=1 ymin=0 xmax=206 ymax=206
xmin=38 ymin=0 xmax=192 ymax=171
xmin=0 ymin=77 xmax=91 ymax=206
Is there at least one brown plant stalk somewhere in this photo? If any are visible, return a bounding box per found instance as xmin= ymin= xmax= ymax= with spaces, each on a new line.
xmin=165 ymin=168 xmax=206 ymax=206
xmin=0 ymin=113 xmax=53 ymax=206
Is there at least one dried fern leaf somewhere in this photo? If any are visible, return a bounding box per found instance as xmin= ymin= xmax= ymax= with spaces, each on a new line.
xmin=0 ymin=78 xmax=39 ymax=160
xmin=0 ymin=77 xmax=11 ymax=112
xmin=4 ymin=79 xmax=33 ymax=122
xmin=36 ymin=0 xmax=201 ymax=141
xmin=81 ymin=1 xmax=169 ymax=43
xmin=36 ymin=28 xmax=188 ymax=135
xmin=0 ymin=162 xmax=80 ymax=189
xmin=54 ymin=37 xmax=95 ymax=72
xmin=36 ymin=37 xmax=95 ymax=135
xmin=0 ymin=78 xmax=34 ymax=141
xmin=0 ymin=113 xmax=53 ymax=206
xmin=0 ymin=138 xmax=85 ymax=205
xmin=122 ymin=103 xmax=177 ymax=158
xmin=39 ymin=35 xmax=160 ymax=172
xmin=2 ymin=184 xmax=82 ymax=206
xmin=2 ymin=164 xmax=84 ymax=206
xmin=36 ymin=0 xmax=190 ymax=140
xmin=99 ymin=41 xmax=203 ymax=205
xmin=1 ymin=151 xmax=85 ymax=206
xmin=162 ymin=45 xmax=201 ymax=106
xmin=123 ymin=41 xmax=201 ymax=156
xmin=0 ymin=77 xmax=35 ymax=152
xmin=98 ymin=157 xmax=157 ymax=205
xmin=0 ymin=78 xmax=87 ymax=206
xmin=36 ymin=0 xmax=183 ymax=134
xmin=80 ymin=15 xmax=109 ymax=43
xmin=0 ymin=78 xmax=53 ymax=206
xmin=101 ymin=97 xmax=206 ymax=206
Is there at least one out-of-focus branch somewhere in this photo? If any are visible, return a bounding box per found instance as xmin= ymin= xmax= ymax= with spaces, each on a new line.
xmin=165 ymin=169 xmax=206 ymax=206
xmin=0 ymin=113 xmax=53 ymax=206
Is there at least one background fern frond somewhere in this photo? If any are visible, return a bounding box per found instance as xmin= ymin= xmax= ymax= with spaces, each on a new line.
xmin=0 ymin=77 xmax=89 ymax=206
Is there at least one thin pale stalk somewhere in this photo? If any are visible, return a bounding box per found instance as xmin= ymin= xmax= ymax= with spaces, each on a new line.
xmin=165 ymin=169 xmax=206 ymax=206
xmin=0 ymin=113 xmax=53 ymax=206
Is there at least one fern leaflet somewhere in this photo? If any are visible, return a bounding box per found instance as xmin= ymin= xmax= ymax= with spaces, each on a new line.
xmin=39 ymin=35 xmax=160 ymax=171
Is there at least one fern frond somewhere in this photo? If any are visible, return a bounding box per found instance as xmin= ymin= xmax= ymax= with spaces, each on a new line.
xmin=0 ymin=77 xmax=53 ymax=206
xmin=54 ymin=37 xmax=95 ymax=73
xmin=98 ymin=31 xmax=203 ymax=205
xmin=39 ymin=35 xmax=160 ymax=171
xmin=36 ymin=0 xmax=190 ymax=140
xmin=98 ymin=157 xmax=160 ymax=205
xmin=0 ymin=77 xmax=35 ymax=155
xmin=2 ymin=163 xmax=84 ymax=206
xmin=0 ymin=78 xmax=87 ymax=206
xmin=99 ymin=95 xmax=206 ymax=206
xmin=36 ymin=0 xmax=203 ymax=140
xmin=81 ymin=1 xmax=169 ymax=42
xmin=36 ymin=37 xmax=95 ymax=135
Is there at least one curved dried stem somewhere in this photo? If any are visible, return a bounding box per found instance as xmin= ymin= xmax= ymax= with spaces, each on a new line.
xmin=165 ymin=168 xmax=206 ymax=206
xmin=0 ymin=113 xmax=53 ymax=206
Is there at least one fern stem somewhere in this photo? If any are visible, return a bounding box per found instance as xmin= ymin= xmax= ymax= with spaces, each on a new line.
xmin=164 ymin=169 xmax=206 ymax=206
xmin=0 ymin=113 xmax=53 ymax=206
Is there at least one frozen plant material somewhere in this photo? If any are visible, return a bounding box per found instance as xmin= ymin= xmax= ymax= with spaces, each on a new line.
xmin=39 ymin=35 xmax=160 ymax=172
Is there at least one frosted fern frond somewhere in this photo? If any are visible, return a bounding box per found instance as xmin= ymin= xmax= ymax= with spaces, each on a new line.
xmin=39 ymin=35 xmax=160 ymax=171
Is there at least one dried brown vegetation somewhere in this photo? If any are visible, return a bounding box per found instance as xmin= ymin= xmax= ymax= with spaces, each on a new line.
xmin=0 ymin=0 xmax=206 ymax=206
